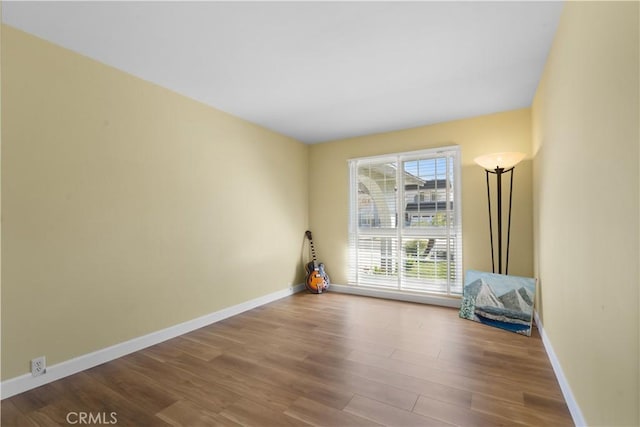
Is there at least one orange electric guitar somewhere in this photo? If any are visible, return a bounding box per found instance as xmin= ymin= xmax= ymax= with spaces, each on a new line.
xmin=304 ymin=230 xmax=330 ymax=294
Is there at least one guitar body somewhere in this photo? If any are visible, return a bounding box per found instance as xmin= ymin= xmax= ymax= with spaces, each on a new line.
xmin=304 ymin=231 xmax=330 ymax=294
xmin=305 ymin=261 xmax=330 ymax=294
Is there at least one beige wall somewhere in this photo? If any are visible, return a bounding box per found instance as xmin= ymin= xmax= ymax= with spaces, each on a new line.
xmin=308 ymin=108 xmax=534 ymax=287
xmin=532 ymin=2 xmax=639 ymax=425
xmin=1 ymin=26 xmax=309 ymax=380
xmin=0 ymin=3 xmax=3 ymax=382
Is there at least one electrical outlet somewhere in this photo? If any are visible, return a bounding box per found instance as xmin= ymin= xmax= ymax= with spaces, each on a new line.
xmin=31 ymin=356 xmax=46 ymax=377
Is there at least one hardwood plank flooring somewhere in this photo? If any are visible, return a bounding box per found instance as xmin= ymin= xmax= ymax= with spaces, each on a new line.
xmin=1 ymin=292 xmax=574 ymax=426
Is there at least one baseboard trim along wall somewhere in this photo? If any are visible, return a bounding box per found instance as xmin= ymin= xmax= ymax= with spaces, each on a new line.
xmin=329 ymin=283 xmax=461 ymax=308
xmin=534 ymin=311 xmax=587 ymax=427
xmin=0 ymin=283 xmax=306 ymax=400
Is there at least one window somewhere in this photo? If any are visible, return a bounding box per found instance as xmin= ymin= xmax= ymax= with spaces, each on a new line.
xmin=348 ymin=146 xmax=462 ymax=296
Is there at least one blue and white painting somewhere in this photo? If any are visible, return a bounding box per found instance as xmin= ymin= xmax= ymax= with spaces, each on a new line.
xmin=459 ymin=270 xmax=536 ymax=336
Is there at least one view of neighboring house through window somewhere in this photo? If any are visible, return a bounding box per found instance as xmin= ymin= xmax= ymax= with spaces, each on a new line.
xmin=348 ymin=146 xmax=462 ymax=296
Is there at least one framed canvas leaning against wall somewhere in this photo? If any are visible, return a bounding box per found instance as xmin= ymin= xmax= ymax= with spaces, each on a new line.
xmin=459 ymin=270 xmax=536 ymax=336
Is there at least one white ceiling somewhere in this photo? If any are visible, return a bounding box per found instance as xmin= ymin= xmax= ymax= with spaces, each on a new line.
xmin=2 ymin=1 xmax=564 ymax=144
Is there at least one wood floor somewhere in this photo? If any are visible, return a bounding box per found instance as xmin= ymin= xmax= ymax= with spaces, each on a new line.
xmin=2 ymin=292 xmax=573 ymax=426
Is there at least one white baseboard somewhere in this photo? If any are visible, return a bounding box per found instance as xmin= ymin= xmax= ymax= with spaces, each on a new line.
xmin=329 ymin=283 xmax=461 ymax=308
xmin=1 ymin=283 xmax=305 ymax=400
xmin=534 ymin=311 xmax=587 ymax=427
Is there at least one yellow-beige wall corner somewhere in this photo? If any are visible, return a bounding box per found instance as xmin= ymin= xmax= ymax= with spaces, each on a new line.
xmin=1 ymin=24 xmax=309 ymax=384
xmin=0 ymin=0 xmax=3 ymax=385
xmin=532 ymin=2 xmax=639 ymax=425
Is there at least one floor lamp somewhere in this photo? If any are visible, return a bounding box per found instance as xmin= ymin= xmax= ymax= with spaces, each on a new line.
xmin=474 ymin=152 xmax=525 ymax=275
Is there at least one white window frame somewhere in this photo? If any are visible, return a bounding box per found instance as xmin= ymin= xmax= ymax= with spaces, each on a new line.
xmin=348 ymin=146 xmax=463 ymax=296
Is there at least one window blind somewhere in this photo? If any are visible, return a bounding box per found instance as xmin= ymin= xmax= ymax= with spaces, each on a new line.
xmin=348 ymin=146 xmax=462 ymax=296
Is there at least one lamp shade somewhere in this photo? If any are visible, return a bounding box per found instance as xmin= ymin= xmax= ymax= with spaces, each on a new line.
xmin=474 ymin=152 xmax=526 ymax=170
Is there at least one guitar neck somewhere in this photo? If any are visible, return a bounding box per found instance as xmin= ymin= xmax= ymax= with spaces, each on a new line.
xmin=309 ymin=240 xmax=318 ymax=262
xmin=306 ymin=230 xmax=319 ymax=267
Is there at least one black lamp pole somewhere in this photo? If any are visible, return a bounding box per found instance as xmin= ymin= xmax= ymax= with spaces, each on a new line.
xmin=485 ymin=166 xmax=515 ymax=275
